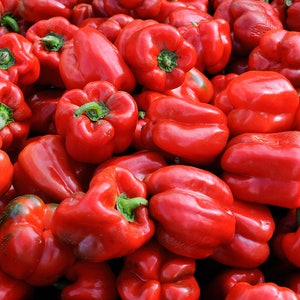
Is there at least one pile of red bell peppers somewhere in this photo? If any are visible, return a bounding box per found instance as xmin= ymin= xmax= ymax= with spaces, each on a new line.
xmin=0 ymin=0 xmax=300 ymax=299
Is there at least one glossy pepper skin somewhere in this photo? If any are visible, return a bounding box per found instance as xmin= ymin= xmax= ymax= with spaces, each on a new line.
xmin=144 ymin=165 xmax=236 ymax=259
xmin=55 ymin=80 xmax=138 ymax=164
xmin=134 ymin=94 xmax=229 ymax=165
xmin=60 ymin=261 xmax=118 ymax=300
xmin=13 ymin=134 xmax=94 ymax=203
xmin=221 ymin=131 xmax=300 ymax=208
xmin=0 ymin=194 xmax=75 ymax=286
xmin=211 ymin=199 xmax=275 ymax=268
xmin=25 ymin=16 xmax=79 ymax=88
xmin=0 ymin=139 xmax=13 ymax=196
xmin=248 ymin=29 xmax=300 ymax=88
xmin=17 ymin=0 xmax=78 ymax=23
xmin=0 ymin=79 xmax=32 ymax=152
xmin=118 ymin=22 xmax=197 ymax=91
xmin=213 ymin=70 xmax=299 ymax=136
xmin=117 ymin=240 xmax=201 ymax=300
xmin=179 ymin=18 xmax=232 ymax=74
xmin=0 ymin=32 xmax=40 ymax=86
xmin=225 ymin=282 xmax=300 ymax=300
xmin=59 ymin=26 xmax=136 ymax=92
xmin=51 ymin=166 xmax=155 ymax=262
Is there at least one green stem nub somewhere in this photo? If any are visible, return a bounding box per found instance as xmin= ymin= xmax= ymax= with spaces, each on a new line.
xmin=0 ymin=48 xmax=15 ymax=70
xmin=0 ymin=103 xmax=14 ymax=130
xmin=116 ymin=193 xmax=148 ymax=222
xmin=74 ymin=101 xmax=110 ymax=121
xmin=40 ymin=32 xmax=65 ymax=52
xmin=157 ymin=49 xmax=178 ymax=72
xmin=1 ymin=13 xmax=19 ymax=33
xmin=284 ymin=0 xmax=293 ymax=7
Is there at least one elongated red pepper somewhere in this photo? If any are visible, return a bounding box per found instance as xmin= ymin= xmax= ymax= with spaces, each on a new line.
xmin=0 ymin=79 xmax=32 ymax=152
xmin=25 ymin=16 xmax=79 ymax=88
xmin=54 ymin=80 xmax=138 ymax=164
xmin=117 ymin=240 xmax=201 ymax=299
xmin=221 ymin=131 xmax=300 ymax=208
xmin=0 ymin=194 xmax=75 ymax=286
xmin=59 ymin=26 xmax=136 ymax=92
xmin=51 ymin=166 xmax=155 ymax=262
xmin=60 ymin=261 xmax=118 ymax=300
xmin=144 ymin=165 xmax=236 ymax=259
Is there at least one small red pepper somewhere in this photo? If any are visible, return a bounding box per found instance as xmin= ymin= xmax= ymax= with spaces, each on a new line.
xmin=51 ymin=166 xmax=155 ymax=262
xmin=0 ymin=194 xmax=75 ymax=286
xmin=25 ymin=16 xmax=79 ymax=88
xmin=60 ymin=261 xmax=118 ymax=300
xmin=117 ymin=239 xmax=201 ymax=300
xmin=221 ymin=131 xmax=300 ymax=208
xmin=145 ymin=165 xmax=236 ymax=259
xmin=54 ymin=80 xmax=138 ymax=164
xmin=0 ymin=32 xmax=40 ymax=86
xmin=0 ymin=79 xmax=32 ymax=152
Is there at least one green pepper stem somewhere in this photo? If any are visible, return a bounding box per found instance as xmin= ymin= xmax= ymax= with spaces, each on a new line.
xmin=40 ymin=32 xmax=65 ymax=52
xmin=1 ymin=13 xmax=19 ymax=33
xmin=0 ymin=48 xmax=15 ymax=70
xmin=138 ymin=110 xmax=146 ymax=120
xmin=157 ymin=49 xmax=178 ymax=72
xmin=116 ymin=193 xmax=148 ymax=222
xmin=0 ymin=103 xmax=14 ymax=130
xmin=74 ymin=101 xmax=110 ymax=121
xmin=284 ymin=0 xmax=293 ymax=7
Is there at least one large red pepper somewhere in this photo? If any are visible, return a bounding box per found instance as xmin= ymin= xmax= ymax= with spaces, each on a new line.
xmin=25 ymin=16 xmax=79 ymax=88
xmin=13 ymin=134 xmax=94 ymax=203
xmin=0 ymin=194 xmax=75 ymax=286
xmin=225 ymin=282 xmax=300 ymax=300
xmin=221 ymin=131 xmax=300 ymax=208
xmin=0 ymin=79 xmax=32 ymax=152
xmin=0 ymin=32 xmax=40 ymax=86
xmin=179 ymin=18 xmax=232 ymax=74
xmin=134 ymin=94 xmax=229 ymax=165
xmin=17 ymin=0 xmax=78 ymax=23
xmin=60 ymin=261 xmax=118 ymax=300
xmin=54 ymin=80 xmax=138 ymax=164
xmin=51 ymin=166 xmax=155 ymax=262
xmin=248 ymin=29 xmax=300 ymax=88
xmin=117 ymin=239 xmax=201 ymax=300
xmin=59 ymin=26 xmax=136 ymax=92
xmin=213 ymin=70 xmax=299 ymax=136
xmin=117 ymin=22 xmax=197 ymax=91
xmin=211 ymin=199 xmax=275 ymax=268
xmin=144 ymin=165 xmax=236 ymax=259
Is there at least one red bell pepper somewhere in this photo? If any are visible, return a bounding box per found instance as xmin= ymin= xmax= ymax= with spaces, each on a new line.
xmin=0 ymin=79 xmax=32 ymax=152
xmin=71 ymin=2 xmax=95 ymax=26
xmin=0 ymin=142 xmax=13 ymax=196
xmin=94 ymin=149 xmax=167 ymax=181
xmin=59 ymin=26 xmax=136 ymax=92
xmin=25 ymin=16 xmax=79 ymax=88
xmin=179 ymin=18 xmax=232 ymax=74
xmin=0 ymin=194 xmax=75 ymax=286
xmin=134 ymin=94 xmax=229 ymax=165
xmin=144 ymin=165 xmax=236 ymax=259
xmin=213 ymin=70 xmax=299 ymax=136
xmin=0 ymin=32 xmax=40 ymax=86
xmin=214 ymin=0 xmax=283 ymax=56
xmin=51 ymin=166 xmax=155 ymax=262
xmin=17 ymin=0 xmax=78 ymax=23
xmin=153 ymin=0 xmax=189 ymax=22
xmin=54 ymin=80 xmax=138 ymax=164
xmin=60 ymin=261 xmax=118 ymax=300
xmin=211 ymin=199 xmax=275 ymax=268
xmin=286 ymin=0 xmax=300 ymax=31
xmin=13 ymin=134 xmax=94 ymax=203
xmin=0 ymin=269 xmax=34 ymax=300
xmin=248 ymin=29 xmax=300 ymax=88
xmin=26 ymin=88 xmax=64 ymax=136
xmin=225 ymin=282 xmax=300 ymax=300
xmin=117 ymin=22 xmax=197 ymax=91
xmin=221 ymin=131 xmax=300 ymax=208
xmin=202 ymin=268 xmax=265 ymax=300
xmin=117 ymin=239 xmax=201 ymax=300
